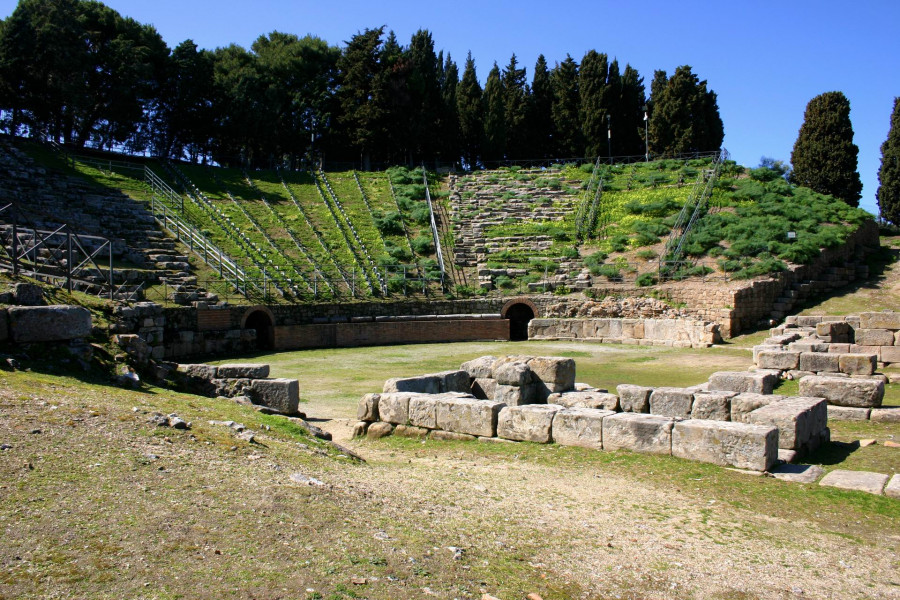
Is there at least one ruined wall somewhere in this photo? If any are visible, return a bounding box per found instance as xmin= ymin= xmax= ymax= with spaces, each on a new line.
xmin=529 ymin=317 xmax=719 ymax=348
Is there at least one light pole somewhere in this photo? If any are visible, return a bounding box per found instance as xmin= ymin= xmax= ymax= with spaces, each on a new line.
xmin=606 ymin=114 xmax=612 ymax=164
xmin=643 ymin=105 xmax=649 ymax=162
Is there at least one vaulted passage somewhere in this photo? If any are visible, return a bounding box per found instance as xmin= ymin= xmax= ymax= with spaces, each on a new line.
xmin=505 ymin=303 xmax=535 ymax=341
xmin=245 ymin=309 xmax=274 ymax=350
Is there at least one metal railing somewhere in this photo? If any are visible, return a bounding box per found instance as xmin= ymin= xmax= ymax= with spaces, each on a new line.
xmin=422 ymin=167 xmax=446 ymax=285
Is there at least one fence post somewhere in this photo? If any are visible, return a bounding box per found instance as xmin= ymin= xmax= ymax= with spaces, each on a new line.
xmin=109 ymin=240 xmax=114 ymax=301
xmin=66 ymin=229 xmax=73 ymax=293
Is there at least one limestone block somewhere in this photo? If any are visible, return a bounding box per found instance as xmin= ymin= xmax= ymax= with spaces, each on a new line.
xmin=826 ymin=343 xmax=851 ymax=354
xmin=816 ymin=322 xmax=850 ymax=338
xmin=357 ymin=393 xmax=379 ymax=422
xmin=885 ymin=475 xmax=900 ymax=499
xmin=248 ymin=378 xmax=300 ymax=415
xmin=351 ymin=421 xmax=368 ymax=438
xmin=869 ymin=408 xmax=900 ymax=423
xmin=819 ymin=469 xmax=889 ymax=495
xmin=494 ymin=383 xmax=540 ymax=406
xmin=649 ymin=387 xmax=694 ymax=419
xmin=551 ymin=408 xmax=615 ymax=450
xmin=617 ymin=384 xmax=652 ymax=413
xmin=527 ymin=357 xmax=576 ymax=388
xmin=854 ymin=329 xmax=894 ymax=347
xmin=383 ymin=375 xmax=441 ymax=394
xmin=672 ymin=420 xmax=778 ymax=471
xmin=496 ymin=405 xmax=561 ymax=443
xmin=859 ymin=312 xmax=900 ymax=330
xmin=690 ymin=392 xmax=735 ymax=421
xmin=435 ymin=396 xmax=504 ymax=437
xmin=377 ymin=393 xmax=412 ymax=424
xmin=748 ymin=396 xmax=827 ymax=451
xmin=752 ymin=344 xmax=782 ymax=362
xmin=429 ymin=430 xmax=476 ymax=442
xmin=731 ymin=393 xmax=783 ymax=423
xmin=602 ymin=413 xmax=674 ymax=455
xmin=838 ymin=354 xmax=876 ymax=376
xmin=472 ymin=377 xmax=497 ymax=400
xmin=366 ymin=422 xmax=394 ymax=440
xmin=460 ymin=355 xmax=497 ymax=379
xmin=176 ymin=363 xmax=218 ymax=381
xmin=756 ymin=351 xmax=799 ymax=371
xmin=394 ymin=424 xmax=429 ymax=439
xmin=798 ymin=352 xmax=841 ymax=373
xmin=12 ymin=282 xmax=44 ymax=306
xmin=881 ymin=346 xmax=900 ymax=363
xmin=826 ymin=405 xmax=871 ymax=421
xmin=435 ymin=370 xmax=472 ymax=393
xmin=493 ymin=361 xmax=534 ymax=387
xmin=708 ymin=370 xmax=779 ymax=395
xmin=408 ymin=395 xmax=439 ymax=429
xmin=798 ymin=375 xmax=884 ymax=408
xmin=796 ymin=316 xmax=823 ymax=327
xmin=547 ymin=391 xmax=619 ymax=411
xmin=788 ymin=342 xmax=829 ymax=353
xmin=8 ymin=305 xmax=92 ymax=342
xmin=216 ymin=364 xmax=270 ymax=379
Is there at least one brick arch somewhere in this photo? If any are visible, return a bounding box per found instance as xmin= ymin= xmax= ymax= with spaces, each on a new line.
xmin=500 ymin=297 xmax=539 ymax=319
xmin=240 ymin=305 xmax=276 ymax=329
xmin=241 ymin=306 xmax=276 ymax=351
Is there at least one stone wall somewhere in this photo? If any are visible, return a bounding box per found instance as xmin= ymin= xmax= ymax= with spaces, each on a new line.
xmin=528 ymin=317 xmax=720 ymax=348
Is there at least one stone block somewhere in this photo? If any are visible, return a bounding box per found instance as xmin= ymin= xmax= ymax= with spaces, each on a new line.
xmin=752 ymin=344 xmax=782 ymax=362
xmin=617 ymin=384 xmax=652 ymax=413
xmin=881 ymin=346 xmax=900 ymax=364
xmin=8 ymin=305 xmax=92 ymax=342
xmin=377 ymin=393 xmax=412 ymax=425
xmin=672 ymin=420 xmax=778 ymax=472
xmin=816 ymin=321 xmax=850 ymax=338
xmin=708 ymin=370 xmax=779 ymax=395
xmin=471 ymin=377 xmax=497 ymax=400
xmin=854 ymin=329 xmax=895 ymax=347
xmin=838 ymin=354 xmax=876 ymax=376
xmin=356 ymin=393 xmax=379 ymax=422
xmin=177 ymin=363 xmax=217 ymax=381
xmin=247 ymin=378 xmax=300 ymax=415
xmin=826 ymin=405 xmax=871 ymax=421
xmin=394 ymin=424 xmax=429 ymax=439
xmin=12 ymin=282 xmax=44 ymax=306
xmin=819 ymin=469 xmax=889 ymax=495
xmin=383 ymin=375 xmax=441 ymax=394
xmin=796 ymin=316 xmax=823 ymax=327
xmin=748 ymin=396 xmax=827 ymax=451
xmin=551 ymin=408 xmax=615 ymax=450
xmin=859 ymin=312 xmax=900 ymax=330
xmin=798 ymin=352 xmax=841 ymax=373
xmin=366 ymin=422 xmax=393 ymax=439
xmin=731 ymin=393 xmax=783 ymax=423
xmin=494 ymin=383 xmax=540 ymax=406
xmin=602 ymin=413 xmax=674 ymax=455
xmin=799 ymin=375 xmax=884 ymax=408
xmin=493 ymin=360 xmax=535 ymax=387
xmin=827 ymin=343 xmax=851 ymax=354
xmin=788 ymin=342 xmax=830 ymax=353
xmin=886 ymin=475 xmax=900 ymax=499
xmin=408 ymin=395 xmax=439 ymax=429
xmin=649 ymin=387 xmax=694 ymax=419
xmin=690 ymin=392 xmax=735 ymax=421
xmin=547 ymin=391 xmax=619 ymax=411
xmin=869 ymin=408 xmax=900 ymax=423
xmin=216 ymin=364 xmax=270 ymax=379
xmin=429 ymin=430 xmax=476 ymax=442
xmin=435 ymin=396 xmax=504 ymax=437
xmin=527 ymin=357 xmax=576 ymax=388
xmin=771 ymin=464 xmax=825 ymax=484
xmin=756 ymin=351 xmax=799 ymax=370
xmin=460 ymin=355 xmax=497 ymax=379
xmin=496 ymin=405 xmax=561 ymax=443
xmin=435 ymin=370 xmax=472 ymax=393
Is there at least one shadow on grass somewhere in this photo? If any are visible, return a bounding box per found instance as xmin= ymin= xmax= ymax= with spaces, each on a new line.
xmin=808 ymin=440 xmax=860 ymax=466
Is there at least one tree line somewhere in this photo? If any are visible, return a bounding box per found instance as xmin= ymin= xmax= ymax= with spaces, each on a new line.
xmin=0 ymin=0 xmax=724 ymax=169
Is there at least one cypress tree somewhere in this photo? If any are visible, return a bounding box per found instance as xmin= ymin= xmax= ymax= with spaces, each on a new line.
xmin=551 ymin=55 xmax=581 ymax=157
xmin=790 ymin=91 xmax=863 ymax=206
xmin=877 ymin=97 xmax=900 ymax=224
xmin=501 ymin=53 xmax=528 ymax=160
xmin=579 ymin=50 xmax=609 ymax=158
xmin=646 ymin=70 xmax=667 ymax=157
xmin=482 ymin=62 xmax=505 ymax=163
xmin=456 ymin=52 xmax=482 ymax=168
xmin=438 ymin=53 xmax=460 ymax=166
xmin=648 ymin=65 xmax=722 ymax=156
xmin=616 ymin=64 xmax=646 ymax=156
xmin=527 ymin=54 xmax=553 ymax=158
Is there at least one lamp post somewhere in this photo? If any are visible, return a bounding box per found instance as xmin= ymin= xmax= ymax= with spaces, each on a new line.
xmin=606 ymin=114 xmax=612 ymax=164
xmin=643 ymin=105 xmax=649 ymax=162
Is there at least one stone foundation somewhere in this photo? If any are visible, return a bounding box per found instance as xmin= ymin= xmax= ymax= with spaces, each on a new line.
xmin=527 ymin=317 xmax=720 ymax=348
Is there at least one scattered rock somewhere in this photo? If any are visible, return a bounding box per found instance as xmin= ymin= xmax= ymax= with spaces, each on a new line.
xmin=859 ymin=439 xmax=877 ymax=447
xmin=237 ymin=431 xmax=255 ymax=443
xmin=290 ymin=473 xmax=325 ymax=486
xmin=819 ymin=469 xmax=889 ymax=495
xmin=0 ymin=443 xmax=11 ymax=450
xmin=885 ymin=440 xmax=900 ymax=448
xmin=527 ymin=594 xmax=545 ymax=600
xmin=167 ymin=414 xmax=189 ymax=429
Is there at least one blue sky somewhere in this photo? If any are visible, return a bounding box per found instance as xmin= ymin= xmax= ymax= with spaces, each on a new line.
xmin=2 ymin=0 xmax=897 ymax=215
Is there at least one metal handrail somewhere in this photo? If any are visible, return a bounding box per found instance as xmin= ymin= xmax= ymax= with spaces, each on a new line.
xmin=422 ymin=167 xmax=445 ymax=284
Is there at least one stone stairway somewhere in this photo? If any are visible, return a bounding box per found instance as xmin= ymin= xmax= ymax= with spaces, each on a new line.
xmin=769 ymin=264 xmax=869 ymax=321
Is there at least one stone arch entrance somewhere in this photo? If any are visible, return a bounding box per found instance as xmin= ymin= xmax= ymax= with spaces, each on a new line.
xmin=242 ymin=307 xmax=275 ymax=351
xmin=501 ymin=298 xmax=538 ymax=341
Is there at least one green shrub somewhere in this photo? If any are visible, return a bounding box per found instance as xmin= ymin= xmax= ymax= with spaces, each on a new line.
xmin=559 ymin=246 xmax=579 ymax=259
xmin=495 ymin=275 xmax=515 ymax=289
xmin=553 ymin=284 xmax=572 ymax=295
xmin=636 ymin=249 xmax=658 ymax=260
xmin=595 ymin=264 xmax=622 ymax=280
xmin=374 ymin=210 xmax=404 ymax=236
xmin=636 ymin=272 xmax=657 ymax=286
xmin=411 ymin=235 xmax=434 ymax=255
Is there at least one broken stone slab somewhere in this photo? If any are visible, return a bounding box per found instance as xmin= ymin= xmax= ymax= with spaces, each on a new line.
xmin=551 ymin=408 xmax=615 ymax=450
xmin=247 ymin=378 xmax=300 ymax=415
xmin=649 ymin=387 xmax=694 ymax=419
xmin=731 ymin=393 xmax=784 ymax=423
xmin=819 ymin=469 xmax=889 ymax=495
xmin=435 ymin=396 xmax=504 ymax=437
xmin=357 ymin=393 xmax=380 ymax=422
xmin=690 ymin=391 xmax=736 ymax=421
xmin=771 ymin=464 xmax=825 ymax=484
xmin=748 ymin=396 xmax=827 ymax=451
xmin=460 ymin=355 xmax=497 ymax=379
xmin=885 ymin=475 xmax=900 ymax=499
xmin=215 ymin=364 xmax=270 ymax=379
xmin=471 ymin=377 xmax=497 ymax=400
xmin=496 ymin=405 xmax=561 ymax=443
xmin=8 ymin=305 xmax=92 ymax=342
xmin=708 ymin=370 xmax=779 ymax=395
xmin=756 ymin=351 xmax=800 ymax=371
xmin=616 ymin=384 xmax=652 ymax=413
xmin=838 ymin=354 xmax=877 ymax=376
xmin=672 ymin=420 xmax=778 ymax=472
xmin=547 ymin=391 xmax=619 ymax=411
xmin=383 ymin=374 xmax=441 ymax=394
xmin=798 ymin=375 xmax=884 ymax=408
xmin=869 ymin=408 xmax=900 ymax=423
xmin=494 ymin=383 xmax=540 ymax=406
xmin=527 ymin=357 xmax=576 ymax=389
xmin=602 ymin=413 xmax=674 ymax=455
xmin=826 ymin=405 xmax=871 ymax=421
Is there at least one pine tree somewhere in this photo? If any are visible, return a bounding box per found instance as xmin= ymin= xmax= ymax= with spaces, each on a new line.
xmin=648 ymin=65 xmax=722 ymax=157
xmin=501 ymin=53 xmax=528 ymax=159
xmin=482 ymin=62 xmax=505 ymax=163
xmin=616 ymin=64 xmax=646 ymax=156
xmin=527 ymin=54 xmax=553 ymax=158
xmin=645 ymin=70 xmax=667 ymax=158
xmin=551 ymin=55 xmax=581 ymax=157
xmin=791 ymin=91 xmax=863 ymax=206
xmin=456 ymin=52 xmax=482 ymax=168
xmin=579 ymin=50 xmax=609 ymax=158
xmin=335 ymin=27 xmax=387 ymax=169
xmin=877 ymin=97 xmax=900 ymax=224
